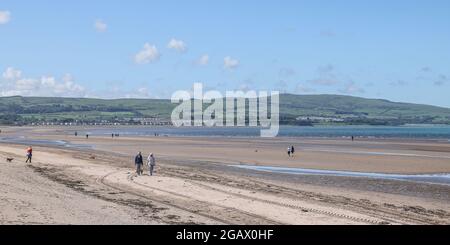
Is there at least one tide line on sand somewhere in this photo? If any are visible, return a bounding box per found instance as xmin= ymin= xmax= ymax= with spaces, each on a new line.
xmin=302 ymin=148 xmax=450 ymax=159
xmin=231 ymin=165 xmax=450 ymax=186
xmin=0 ymin=137 xmax=92 ymax=149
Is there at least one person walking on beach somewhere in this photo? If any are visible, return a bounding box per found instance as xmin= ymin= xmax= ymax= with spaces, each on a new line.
xmin=135 ymin=152 xmax=144 ymax=176
xmin=25 ymin=146 xmax=33 ymax=163
xmin=287 ymin=146 xmax=291 ymax=157
xmin=147 ymin=153 xmax=156 ymax=176
xmin=291 ymin=146 xmax=295 ymax=157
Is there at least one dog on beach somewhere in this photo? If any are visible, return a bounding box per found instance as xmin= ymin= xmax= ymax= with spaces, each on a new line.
xmin=6 ymin=158 xmax=14 ymax=163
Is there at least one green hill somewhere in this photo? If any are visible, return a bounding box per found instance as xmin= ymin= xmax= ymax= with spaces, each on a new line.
xmin=279 ymin=94 xmax=450 ymax=125
xmin=0 ymin=94 xmax=449 ymax=125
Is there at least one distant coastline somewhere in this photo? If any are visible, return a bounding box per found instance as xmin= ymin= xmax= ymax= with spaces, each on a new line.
xmin=1 ymin=94 xmax=450 ymax=126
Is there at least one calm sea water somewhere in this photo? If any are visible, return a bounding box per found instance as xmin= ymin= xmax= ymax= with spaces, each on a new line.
xmin=78 ymin=125 xmax=450 ymax=139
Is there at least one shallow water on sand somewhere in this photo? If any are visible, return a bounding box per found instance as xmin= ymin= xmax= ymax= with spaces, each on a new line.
xmin=0 ymin=137 xmax=92 ymax=149
xmin=232 ymin=165 xmax=450 ymax=186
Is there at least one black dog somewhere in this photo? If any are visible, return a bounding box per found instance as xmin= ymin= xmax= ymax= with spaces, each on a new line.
xmin=6 ymin=158 xmax=14 ymax=163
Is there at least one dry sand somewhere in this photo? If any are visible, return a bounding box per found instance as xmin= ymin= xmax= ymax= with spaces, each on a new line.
xmin=0 ymin=127 xmax=450 ymax=225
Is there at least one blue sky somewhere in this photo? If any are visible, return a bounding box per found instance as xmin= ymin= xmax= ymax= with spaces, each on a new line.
xmin=0 ymin=0 xmax=449 ymax=107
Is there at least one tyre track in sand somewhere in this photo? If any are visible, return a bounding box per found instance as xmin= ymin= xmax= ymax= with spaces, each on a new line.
xmin=91 ymin=157 xmax=388 ymax=225
xmin=127 ymin=173 xmax=375 ymax=225
xmin=162 ymin=170 xmax=387 ymax=225
xmin=164 ymin=169 xmax=440 ymax=225
xmin=185 ymin=180 xmax=385 ymax=225
xmin=97 ymin=171 xmax=284 ymax=225
xmin=126 ymin=173 xmax=286 ymax=225
xmin=230 ymin=175 xmax=444 ymax=225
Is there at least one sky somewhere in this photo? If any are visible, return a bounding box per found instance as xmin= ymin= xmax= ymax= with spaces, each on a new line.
xmin=0 ymin=0 xmax=449 ymax=107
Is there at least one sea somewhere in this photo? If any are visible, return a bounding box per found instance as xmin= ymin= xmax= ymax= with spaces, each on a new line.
xmin=76 ymin=125 xmax=450 ymax=140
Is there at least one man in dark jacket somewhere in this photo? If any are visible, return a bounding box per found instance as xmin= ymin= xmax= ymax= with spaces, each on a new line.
xmin=135 ymin=152 xmax=144 ymax=176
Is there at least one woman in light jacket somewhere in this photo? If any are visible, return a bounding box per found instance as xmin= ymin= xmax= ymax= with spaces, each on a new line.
xmin=147 ymin=153 xmax=156 ymax=176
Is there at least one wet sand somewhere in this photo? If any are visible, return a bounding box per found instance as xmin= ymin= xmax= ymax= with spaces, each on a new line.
xmin=1 ymin=126 xmax=450 ymax=225
xmin=10 ymin=126 xmax=450 ymax=174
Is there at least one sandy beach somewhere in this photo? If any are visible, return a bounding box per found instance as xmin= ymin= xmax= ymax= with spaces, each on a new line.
xmin=1 ymin=127 xmax=450 ymax=225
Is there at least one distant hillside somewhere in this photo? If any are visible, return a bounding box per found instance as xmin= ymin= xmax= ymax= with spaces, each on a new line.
xmin=0 ymin=96 xmax=176 ymax=125
xmin=279 ymin=94 xmax=450 ymax=125
xmin=0 ymin=94 xmax=449 ymax=125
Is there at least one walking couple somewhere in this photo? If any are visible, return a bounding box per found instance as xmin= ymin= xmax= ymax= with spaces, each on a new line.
xmin=135 ymin=152 xmax=156 ymax=176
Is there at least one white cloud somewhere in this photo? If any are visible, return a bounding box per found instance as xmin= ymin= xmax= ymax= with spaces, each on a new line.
xmin=0 ymin=68 xmax=86 ymax=97
xmin=2 ymin=67 xmax=22 ymax=80
xmin=167 ymin=38 xmax=187 ymax=52
xmin=15 ymin=78 xmax=40 ymax=91
xmin=197 ymin=54 xmax=209 ymax=65
xmin=62 ymin=73 xmax=74 ymax=83
xmin=224 ymin=56 xmax=239 ymax=69
xmin=0 ymin=68 xmax=163 ymax=99
xmin=135 ymin=43 xmax=160 ymax=64
xmin=0 ymin=11 xmax=11 ymax=25
xmin=94 ymin=19 xmax=107 ymax=32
